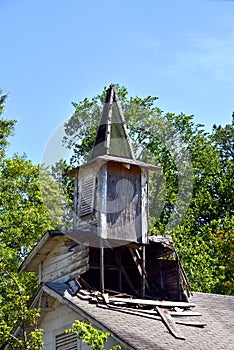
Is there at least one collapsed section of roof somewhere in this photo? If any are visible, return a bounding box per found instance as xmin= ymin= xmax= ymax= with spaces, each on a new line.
xmin=19 ymin=231 xmax=191 ymax=302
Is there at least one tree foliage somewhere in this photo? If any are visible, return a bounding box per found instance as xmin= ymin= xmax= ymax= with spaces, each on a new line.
xmin=0 ymin=90 xmax=54 ymax=347
xmin=0 ymin=90 xmax=15 ymax=159
xmin=66 ymin=320 xmax=121 ymax=350
xmin=0 ymin=264 xmax=43 ymax=349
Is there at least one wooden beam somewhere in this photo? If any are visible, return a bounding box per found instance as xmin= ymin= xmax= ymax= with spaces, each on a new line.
xmin=142 ymin=245 xmax=146 ymax=298
xmin=156 ymin=306 xmax=185 ymax=340
xmin=175 ymin=251 xmax=191 ymax=298
xmin=73 ymin=174 xmax=78 ymax=229
xmin=107 ymin=297 xmax=195 ymax=308
xmin=102 ymin=293 xmax=109 ymax=304
xmin=97 ymin=303 xmax=161 ymax=321
xmin=98 ymin=303 xmax=201 ymax=318
xmin=170 ymin=311 xmax=202 ymax=317
xmin=129 ymin=247 xmax=150 ymax=297
xmin=114 ymin=252 xmax=139 ymax=296
xmin=160 ymin=260 xmax=165 ymax=299
xmin=117 ymin=250 xmax=122 ymax=292
xmin=175 ymin=320 xmax=206 ymax=327
xmin=100 ymin=246 xmax=104 ymax=293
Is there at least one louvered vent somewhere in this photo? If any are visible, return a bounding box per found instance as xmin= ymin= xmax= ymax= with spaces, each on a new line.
xmin=79 ymin=175 xmax=96 ymax=216
xmin=56 ymin=332 xmax=77 ymax=349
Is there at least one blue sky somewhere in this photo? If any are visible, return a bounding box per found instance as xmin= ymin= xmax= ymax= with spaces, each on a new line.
xmin=1 ymin=0 xmax=234 ymax=164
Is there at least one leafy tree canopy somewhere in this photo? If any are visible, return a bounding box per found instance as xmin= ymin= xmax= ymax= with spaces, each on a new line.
xmin=0 ymin=90 xmax=15 ymax=159
xmin=0 ymin=90 xmax=54 ymax=348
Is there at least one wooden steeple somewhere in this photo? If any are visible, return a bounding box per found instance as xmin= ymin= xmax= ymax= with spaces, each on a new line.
xmin=90 ymin=85 xmax=135 ymax=160
xmin=65 ymin=85 xmax=161 ymax=247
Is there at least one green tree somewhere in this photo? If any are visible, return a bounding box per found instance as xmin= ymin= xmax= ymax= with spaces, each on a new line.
xmin=206 ymin=116 xmax=234 ymax=294
xmin=0 ymin=156 xmax=54 ymax=347
xmin=0 ymin=90 xmax=15 ymax=159
xmin=174 ymin=116 xmax=234 ymax=294
xmin=0 ymin=264 xmax=43 ymax=349
xmin=66 ymin=320 xmax=121 ymax=350
xmin=0 ymin=90 xmax=54 ymax=347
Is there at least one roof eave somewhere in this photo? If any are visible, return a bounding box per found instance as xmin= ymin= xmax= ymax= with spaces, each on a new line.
xmin=18 ymin=230 xmax=64 ymax=274
xmin=63 ymin=155 xmax=162 ymax=178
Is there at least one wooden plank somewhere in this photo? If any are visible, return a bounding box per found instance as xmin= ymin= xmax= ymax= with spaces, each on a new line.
xmin=141 ymin=170 xmax=148 ymax=244
xmin=43 ymin=243 xmax=86 ymax=269
xmin=76 ymin=292 xmax=92 ymax=301
xmin=175 ymin=320 xmax=206 ymax=327
xmin=97 ymin=163 xmax=107 ymax=239
xmin=43 ymin=248 xmax=88 ymax=276
xmin=141 ymin=245 xmax=146 ymax=298
xmin=117 ymin=250 xmax=122 ymax=292
xmin=114 ymin=252 xmax=139 ymax=296
xmin=170 ymin=311 xmax=202 ymax=317
xmin=100 ymin=246 xmax=105 ymax=293
xmin=98 ymin=303 xmax=201 ymax=318
xmin=97 ymin=303 xmax=203 ymax=332
xmin=97 ymin=303 xmax=161 ymax=321
xmin=159 ymin=260 xmax=165 ymax=299
xmin=129 ymin=247 xmax=150 ymax=296
xmin=55 ymin=264 xmax=88 ymax=283
xmin=175 ymin=252 xmax=191 ymax=298
xmin=43 ymin=257 xmax=89 ymax=282
xmin=102 ymin=293 xmax=109 ymax=304
xmin=108 ymin=297 xmax=195 ymax=308
xmin=156 ymin=306 xmax=185 ymax=340
xmin=73 ymin=173 xmax=78 ymax=229
xmin=38 ymin=262 xmax=42 ymax=284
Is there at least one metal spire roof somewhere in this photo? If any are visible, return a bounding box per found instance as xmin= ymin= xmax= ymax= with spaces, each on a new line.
xmin=90 ymin=85 xmax=135 ymax=160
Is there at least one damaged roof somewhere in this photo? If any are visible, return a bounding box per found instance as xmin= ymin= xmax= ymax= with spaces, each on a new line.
xmin=18 ymin=231 xmax=234 ymax=349
xmin=39 ymin=281 xmax=234 ymax=350
xmin=18 ymin=231 xmax=173 ymax=274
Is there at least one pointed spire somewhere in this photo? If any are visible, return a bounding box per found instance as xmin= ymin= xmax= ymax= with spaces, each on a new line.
xmin=90 ymin=85 xmax=135 ymax=160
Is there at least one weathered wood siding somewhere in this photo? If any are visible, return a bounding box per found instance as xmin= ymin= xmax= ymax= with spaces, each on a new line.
xmin=105 ymin=162 xmax=142 ymax=242
xmin=141 ymin=169 xmax=148 ymax=244
xmin=146 ymin=259 xmax=186 ymax=301
xmin=74 ymin=160 xmax=149 ymax=243
xmin=41 ymin=238 xmax=89 ymax=283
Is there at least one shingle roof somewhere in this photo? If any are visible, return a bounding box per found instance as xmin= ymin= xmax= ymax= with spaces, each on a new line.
xmin=44 ymin=281 xmax=234 ymax=350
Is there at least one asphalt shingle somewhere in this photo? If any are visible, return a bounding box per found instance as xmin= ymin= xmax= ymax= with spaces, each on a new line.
xmin=45 ymin=282 xmax=234 ymax=350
